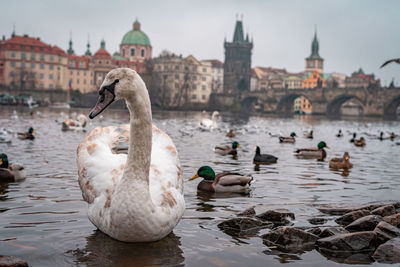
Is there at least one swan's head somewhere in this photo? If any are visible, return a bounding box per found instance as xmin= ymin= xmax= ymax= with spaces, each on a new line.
xmin=89 ymin=68 xmax=145 ymax=119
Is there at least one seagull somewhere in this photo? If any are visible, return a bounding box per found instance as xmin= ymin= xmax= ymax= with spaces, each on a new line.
xmin=380 ymin=58 xmax=400 ymax=68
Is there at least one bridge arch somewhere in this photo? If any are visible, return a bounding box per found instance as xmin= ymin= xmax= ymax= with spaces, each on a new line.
xmin=384 ymin=94 xmax=400 ymax=119
xmin=276 ymin=94 xmax=312 ymax=114
xmin=327 ymin=95 xmax=365 ymax=117
xmin=240 ymin=96 xmax=259 ymax=111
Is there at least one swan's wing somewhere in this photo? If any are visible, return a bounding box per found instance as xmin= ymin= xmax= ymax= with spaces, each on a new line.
xmin=76 ymin=124 xmax=183 ymax=207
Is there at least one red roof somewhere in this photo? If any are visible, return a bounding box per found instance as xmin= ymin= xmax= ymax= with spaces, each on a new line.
xmin=94 ymin=49 xmax=111 ymax=60
xmin=1 ymin=35 xmax=67 ymax=56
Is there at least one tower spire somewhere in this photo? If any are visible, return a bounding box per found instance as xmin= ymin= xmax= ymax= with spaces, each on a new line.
xmin=11 ymin=23 xmax=16 ymax=37
xmin=100 ymin=38 xmax=106 ymax=50
xmin=67 ymin=31 xmax=74 ymax=55
xmin=85 ymin=33 xmax=92 ymax=56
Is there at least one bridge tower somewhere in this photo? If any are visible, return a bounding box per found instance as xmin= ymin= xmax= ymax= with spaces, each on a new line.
xmin=223 ymin=17 xmax=253 ymax=94
xmin=305 ymin=28 xmax=324 ymax=74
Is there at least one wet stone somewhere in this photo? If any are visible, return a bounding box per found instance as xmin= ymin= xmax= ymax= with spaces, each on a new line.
xmin=306 ymin=227 xmax=322 ymax=236
xmin=373 ymin=237 xmax=400 ymax=263
xmin=237 ymin=206 xmax=256 ymax=217
xmin=317 ymin=201 xmax=400 ymax=216
xmin=217 ymin=218 xmax=272 ymax=237
xmin=316 ymin=231 xmax=379 ymax=252
xmin=335 ymin=209 xmax=371 ymax=226
xmin=0 ymin=256 xmax=28 ymax=267
xmin=319 ymin=226 xmax=349 ymax=238
xmin=308 ymin=217 xmax=327 ymax=225
xmin=256 ymin=209 xmax=295 ymax=226
xmin=383 ymin=213 xmax=400 ymax=227
xmin=345 ymin=215 xmax=383 ymax=232
xmin=371 ymin=205 xmax=396 ymax=217
xmin=317 ymin=249 xmax=374 ymax=265
xmin=262 ymin=227 xmax=319 ymax=252
xmin=374 ymin=221 xmax=400 ymax=243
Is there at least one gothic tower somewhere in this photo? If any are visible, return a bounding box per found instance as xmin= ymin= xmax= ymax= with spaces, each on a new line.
xmin=305 ymin=29 xmax=324 ymax=74
xmin=223 ymin=18 xmax=253 ymax=93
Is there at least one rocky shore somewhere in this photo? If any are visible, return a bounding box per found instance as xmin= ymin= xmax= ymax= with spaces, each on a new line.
xmin=218 ymin=201 xmax=400 ymax=264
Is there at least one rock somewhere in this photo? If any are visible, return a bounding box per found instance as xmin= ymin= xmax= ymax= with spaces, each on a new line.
xmin=256 ymin=209 xmax=295 ymax=226
xmin=262 ymin=227 xmax=319 ymax=252
xmin=316 ymin=231 xmax=379 ymax=252
xmin=317 ymin=201 xmax=400 ymax=215
xmin=317 ymin=249 xmax=374 ymax=264
xmin=217 ymin=218 xmax=272 ymax=237
xmin=237 ymin=207 xmax=256 ymax=217
xmin=306 ymin=227 xmax=322 ymax=236
xmin=335 ymin=210 xmax=371 ymax=226
xmin=345 ymin=215 xmax=383 ymax=232
xmin=371 ymin=205 xmax=396 ymax=217
xmin=308 ymin=217 xmax=327 ymax=225
xmin=383 ymin=213 xmax=400 ymax=227
xmin=374 ymin=221 xmax=400 ymax=243
xmin=319 ymin=227 xmax=349 ymax=238
xmin=373 ymin=237 xmax=400 ymax=263
xmin=0 ymin=256 xmax=28 ymax=267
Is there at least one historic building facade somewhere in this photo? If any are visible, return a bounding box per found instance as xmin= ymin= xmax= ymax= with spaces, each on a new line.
xmin=305 ymin=30 xmax=324 ymax=74
xmin=345 ymin=68 xmax=380 ymax=88
xmin=223 ymin=19 xmax=253 ymax=93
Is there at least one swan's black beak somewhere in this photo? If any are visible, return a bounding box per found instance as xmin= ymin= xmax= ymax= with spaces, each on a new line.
xmin=89 ymin=79 xmax=119 ymax=119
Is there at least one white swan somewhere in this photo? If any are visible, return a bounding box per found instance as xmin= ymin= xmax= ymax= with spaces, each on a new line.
xmin=76 ymin=68 xmax=184 ymax=242
xmin=0 ymin=128 xmax=12 ymax=143
xmin=199 ymin=111 xmax=219 ymax=131
xmin=62 ymin=114 xmax=88 ymax=131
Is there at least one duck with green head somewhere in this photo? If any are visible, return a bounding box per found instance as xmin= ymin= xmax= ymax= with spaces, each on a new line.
xmin=189 ymin=166 xmax=253 ymax=193
xmin=279 ymin=132 xmax=296 ymax=143
xmin=17 ymin=127 xmax=35 ymax=140
xmin=215 ymin=141 xmax=239 ymax=156
xmin=304 ymin=130 xmax=313 ymax=139
xmin=294 ymin=141 xmax=329 ymax=160
xmin=0 ymin=153 xmax=26 ymax=182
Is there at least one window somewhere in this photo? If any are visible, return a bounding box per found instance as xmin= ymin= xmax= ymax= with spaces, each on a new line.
xmin=50 ymin=55 xmax=54 ymax=61
xmin=175 ymin=74 xmax=179 ymax=79
xmin=175 ymin=83 xmax=179 ymax=89
xmin=40 ymin=83 xmax=44 ymax=89
xmin=122 ymin=48 xmax=125 ymax=56
xmin=131 ymin=48 xmax=135 ymax=56
xmin=10 ymin=61 xmax=16 ymax=67
xmin=175 ymin=65 xmax=179 ymax=70
xmin=49 ymin=84 xmax=54 ymax=89
xmin=10 ymin=71 xmax=15 ymax=77
xmin=11 ymin=52 xmax=15 ymax=58
xmin=30 ymin=46 xmax=34 ymax=51
xmin=40 ymin=54 xmax=44 ymax=61
xmin=21 ymin=45 xmax=25 ymax=50
xmin=40 ymin=64 xmax=44 ymax=69
xmin=31 ymin=54 xmax=35 ymax=60
xmin=77 ymin=71 xmax=80 ymax=75
xmin=49 ymin=74 xmax=53 ymax=79
xmin=77 ymin=79 xmax=80 ymax=84
xmin=202 ymin=85 xmax=206 ymax=90
xmin=202 ymin=68 xmax=206 ymax=72
xmin=84 ymin=79 xmax=86 ymax=84
xmin=31 ymin=63 xmax=35 ymax=68
xmin=21 ymin=53 xmax=26 ymax=59
xmin=202 ymin=95 xmax=206 ymax=100
xmin=40 ymin=73 xmax=44 ymax=79
xmin=192 ymin=76 xmax=197 ymax=80
xmin=141 ymin=49 xmax=145 ymax=57
xmin=70 ymin=71 xmax=72 ymax=75
xmin=202 ymin=76 xmax=206 ymax=81
xmin=191 ymin=94 xmax=197 ymax=99
xmin=21 ymin=62 xmax=26 ymax=68
xmin=49 ymin=65 xmax=54 ymax=70
xmin=30 ymin=73 xmax=35 ymax=78
xmin=192 ymin=84 xmax=197 ymax=90
xmin=79 ymin=62 xmax=85 ymax=68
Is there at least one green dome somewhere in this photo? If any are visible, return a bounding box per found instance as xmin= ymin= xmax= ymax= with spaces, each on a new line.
xmin=121 ymin=30 xmax=151 ymax=46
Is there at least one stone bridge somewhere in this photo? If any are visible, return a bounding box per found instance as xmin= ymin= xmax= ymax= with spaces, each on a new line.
xmin=209 ymin=87 xmax=400 ymax=117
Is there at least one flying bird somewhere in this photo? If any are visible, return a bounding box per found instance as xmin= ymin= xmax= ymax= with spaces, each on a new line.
xmin=380 ymin=58 xmax=400 ymax=68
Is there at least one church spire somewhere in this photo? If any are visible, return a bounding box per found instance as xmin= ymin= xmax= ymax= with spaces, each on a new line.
xmin=85 ymin=34 xmax=91 ymax=56
xmin=232 ymin=19 xmax=244 ymax=42
xmin=100 ymin=39 xmax=106 ymax=49
xmin=307 ymin=26 xmax=322 ymax=60
xmin=67 ymin=32 xmax=74 ymax=55
xmin=11 ymin=24 xmax=15 ymax=38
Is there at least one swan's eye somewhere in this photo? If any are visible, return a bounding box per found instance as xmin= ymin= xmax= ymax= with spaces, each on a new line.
xmin=115 ymin=79 xmax=119 ymax=84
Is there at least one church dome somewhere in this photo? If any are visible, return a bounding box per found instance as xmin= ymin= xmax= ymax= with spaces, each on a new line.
xmin=121 ymin=20 xmax=151 ymax=46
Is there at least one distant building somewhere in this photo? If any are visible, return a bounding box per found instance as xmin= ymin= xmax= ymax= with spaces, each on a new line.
xmin=294 ymin=95 xmax=312 ymax=114
xmin=146 ymin=52 xmax=213 ymax=108
xmin=252 ymin=67 xmax=287 ymax=91
xmin=223 ymin=19 xmax=253 ymax=93
xmin=302 ymin=71 xmax=327 ymax=89
xmin=326 ymin=72 xmax=346 ymax=88
xmin=305 ymin=29 xmax=324 ymax=74
xmin=202 ymin=59 xmax=224 ymax=93
xmin=345 ymin=68 xmax=380 ymax=88
xmin=283 ymin=75 xmax=303 ymax=89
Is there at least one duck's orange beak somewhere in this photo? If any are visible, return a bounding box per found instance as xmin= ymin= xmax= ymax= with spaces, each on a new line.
xmin=189 ymin=173 xmax=199 ymax=181
xmin=325 ymin=146 xmax=330 ymax=149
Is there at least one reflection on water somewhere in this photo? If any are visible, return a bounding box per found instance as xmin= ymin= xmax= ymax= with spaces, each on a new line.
xmin=0 ymin=106 xmax=399 ymax=266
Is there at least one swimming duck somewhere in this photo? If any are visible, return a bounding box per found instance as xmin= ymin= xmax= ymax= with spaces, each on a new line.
xmin=378 ymin=132 xmax=385 ymax=140
xmin=62 ymin=114 xmax=88 ymax=131
xmin=279 ymin=132 xmax=296 ymax=143
xmin=76 ymin=68 xmax=184 ymax=242
xmin=390 ymin=132 xmax=397 ymax=140
xmin=199 ymin=111 xmax=219 ymax=131
xmin=226 ymin=130 xmax=235 ymax=138
xmin=0 ymin=154 xmax=26 ymax=182
xmin=329 ymin=152 xmax=353 ymax=169
xmin=304 ymin=130 xmax=313 ymax=139
xmin=336 ymin=130 xmax=343 ymax=137
xmin=17 ymin=127 xmax=35 ymax=140
xmin=215 ymin=141 xmax=239 ymax=156
xmin=253 ymin=146 xmax=278 ymax=164
xmin=294 ymin=141 xmax=329 ymax=160
xmin=354 ymin=137 xmax=366 ymax=147
xmin=349 ymin=133 xmax=357 ymax=143
xmin=189 ymin=166 xmax=253 ymax=193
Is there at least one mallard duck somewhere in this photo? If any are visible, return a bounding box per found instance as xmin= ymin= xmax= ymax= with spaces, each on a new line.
xmin=294 ymin=141 xmax=329 ymax=160
xmin=349 ymin=133 xmax=357 ymax=143
xmin=215 ymin=141 xmax=239 ymax=156
xmin=390 ymin=132 xmax=397 ymax=140
xmin=279 ymin=132 xmax=296 ymax=143
xmin=17 ymin=127 xmax=34 ymax=140
xmin=304 ymin=130 xmax=313 ymax=139
xmin=62 ymin=114 xmax=88 ymax=131
xmin=354 ymin=137 xmax=366 ymax=147
xmin=336 ymin=130 xmax=343 ymax=137
xmin=0 ymin=154 xmax=26 ymax=182
xmin=189 ymin=166 xmax=253 ymax=193
xmin=329 ymin=152 xmax=353 ymax=169
xmin=253 ymin=146 xmax=278 ymax=164
xmin=76 ymin=68 xmax=184 ymax=242
xmin=226 ymin=130 xmax=235 ymax=138
xmin=199 ymin=111 xmax=219 ymax=131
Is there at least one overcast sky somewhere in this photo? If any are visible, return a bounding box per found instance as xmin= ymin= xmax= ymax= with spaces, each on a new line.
xmin=1 ymin=0 xmax=399 ymax=85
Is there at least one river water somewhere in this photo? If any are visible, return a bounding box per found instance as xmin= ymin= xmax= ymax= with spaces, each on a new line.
xmin=0 ymin=106 xmax=399 ymax=267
